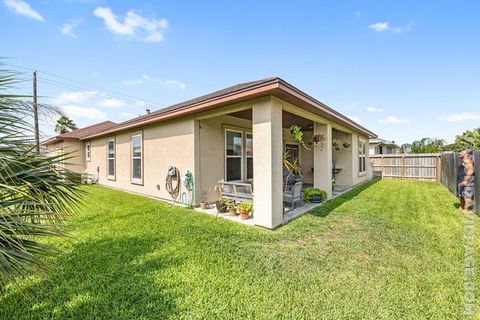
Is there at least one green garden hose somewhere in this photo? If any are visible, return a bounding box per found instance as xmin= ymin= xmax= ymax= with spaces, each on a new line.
xmin=181 ymin=170 xmax=195 ymax=208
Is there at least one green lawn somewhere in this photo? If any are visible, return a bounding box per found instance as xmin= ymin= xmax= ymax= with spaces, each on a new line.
xmin=1 ymin=180 xmax=479 ymax=319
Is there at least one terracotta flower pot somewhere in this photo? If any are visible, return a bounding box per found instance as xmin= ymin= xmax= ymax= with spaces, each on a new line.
xmin=200 ymin=202 xmax=207 ymax=210
xmin=240 ymin=210 xmax=250 ymax=220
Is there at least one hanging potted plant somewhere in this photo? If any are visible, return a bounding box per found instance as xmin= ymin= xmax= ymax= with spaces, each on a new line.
xmin=289 ymin=125 xmax=311 ymax=150
xmin=342 ymin=141 xmax=351 ymax=149
xmin=311 ymin=134 xmax=326 ymax=150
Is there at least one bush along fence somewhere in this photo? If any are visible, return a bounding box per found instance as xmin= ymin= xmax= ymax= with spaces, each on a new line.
xmin=370 ymin=154 xmax=441 ymax=181
xmin=440 ymin=151 xmax=479 ymax=215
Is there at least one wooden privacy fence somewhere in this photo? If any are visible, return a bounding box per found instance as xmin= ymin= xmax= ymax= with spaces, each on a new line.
xmin=440 ymin=151 xmax=479 ymax=215
xmin=370 ymin=154 xmax=441 ymax=181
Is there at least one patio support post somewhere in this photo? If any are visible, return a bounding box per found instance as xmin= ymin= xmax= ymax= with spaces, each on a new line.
xmin=313 ymin=122 xmax=333 ymax=199
xmin=252 ymin=97 xmax=284 ymax=228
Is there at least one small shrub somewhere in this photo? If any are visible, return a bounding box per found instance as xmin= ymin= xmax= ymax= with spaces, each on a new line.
xmin=237 ymin=201 xmax=253 ymax=213
xmin=303 ymin=187 xmax=327 ymax=203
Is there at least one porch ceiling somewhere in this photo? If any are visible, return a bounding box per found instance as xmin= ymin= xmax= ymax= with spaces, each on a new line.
xmin=227 ymin=109 xmax=313 ymax=130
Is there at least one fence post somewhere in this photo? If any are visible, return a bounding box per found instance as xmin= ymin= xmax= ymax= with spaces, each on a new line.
xmin=436 ymin=155 xmax=441 ymax=181
xmin=401 ymin=155 xmax=405 ymax=180
xmin=475 ymin=151 xmax=480 ymax=215
xmin=381 ymin=155 xmax=384 ymax=179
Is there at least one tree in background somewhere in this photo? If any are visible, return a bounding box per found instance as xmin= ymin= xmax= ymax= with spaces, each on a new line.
xmin=410 ymin=138 xmax=446 ymax=153
xmin=0 ymin=68 xmax=82 ymax=287
xmin=55 ymin=115 xmax=77 ymax=134
xmin=453 ymin=128 xmax=480 ymax=151
xmin=400 ymin=143 xmax=412 ymax=153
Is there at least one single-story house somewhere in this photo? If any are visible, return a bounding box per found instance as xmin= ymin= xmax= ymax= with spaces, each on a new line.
xmin=43 ymin=77 xmax=377 ymax=229
xmin=368 ymin=138 xmax=399 ymax=155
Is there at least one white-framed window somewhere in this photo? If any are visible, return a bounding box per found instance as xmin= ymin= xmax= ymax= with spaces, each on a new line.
xmin=225 ymin=130 xmax=243 ymax=181
xmin=107 ymin=138 xmax=115 ymax=179
xmin=246 ymin=132 xmax=253 ymax=181
xmin=85 ymin=142 xmax=91 ymax=161
xmin=131 ymin=134 xmax=142 ymax=183
xmin=359 ymin=138 xmax=366 ymax=174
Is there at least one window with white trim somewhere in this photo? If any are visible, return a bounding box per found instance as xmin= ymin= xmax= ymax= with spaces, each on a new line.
xmin=225 ymin=130 xmax=243 ymax=181
xmin=85 ymin=142 xmax=91 ymax=161
xmin=359 ymin=138 xmax=366 ymax=174
xmin=131 ymin=134 xmax=142 ymax=182
xmin=107 ymin=139 xmax=115 ymax=179
xmin=246 ymin=133 xmax=253 ymax=180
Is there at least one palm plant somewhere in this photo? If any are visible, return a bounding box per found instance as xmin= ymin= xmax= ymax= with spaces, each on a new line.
xmin=0 ymin=68 xmax=83 ymax=287
xmin=55 ymin=115 xmax=77 ymax=134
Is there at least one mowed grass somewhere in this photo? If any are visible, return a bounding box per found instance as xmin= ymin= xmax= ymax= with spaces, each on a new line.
xmin=1 ymin=180 xmax=479 ymax=319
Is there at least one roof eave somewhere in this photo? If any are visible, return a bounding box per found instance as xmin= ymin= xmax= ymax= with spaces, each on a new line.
xmin=82 ymin=78 xmax=377 ymax=140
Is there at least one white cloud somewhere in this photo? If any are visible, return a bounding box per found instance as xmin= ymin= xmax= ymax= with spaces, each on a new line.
xmin=96 ymin=98 xmax=127 ymax=108
xmin=122 ymin=74 xmax=150 ymax=85
xmin=93 ymin=7 xmax=168 ymax=42
xmin=366 ymin=106 xmax=383 ymax=113
xmin=164 ymin=79 xmax=186 ymax=90
xmin=437 ymin=112 xmax=480 ymax=122
xmin=63 ymin=105 xmax=106 ymax=120
xmin=122 ymin=74 xmax=186 ymax=89
xmin=379 ymin=116 xmax=411 ymax=124
xmin=369 ymin=21 xmax=389 ymax=32
xmin=394 ymin=21 xmax=415 ymax=34
xmin=52 ymin=90 xmax=99 ymax=105
xmin=90 ymin=71 xmax=99 ymax=78
xmin=60 ymin=20 xmax=81 ymax=38
xmin=135 ymin=100 xmax=147 ymax=107
xmin=347 ymin=115 xmax=362 ymax=124
xmin=3 ymin=0 xmax=43 ymax=21
xmin=369 ymin=20 xmax=415 ymax=34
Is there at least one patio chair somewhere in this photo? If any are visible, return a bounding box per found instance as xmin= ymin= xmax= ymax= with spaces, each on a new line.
xmin=283 ymin=181 xmax=303 ymax=210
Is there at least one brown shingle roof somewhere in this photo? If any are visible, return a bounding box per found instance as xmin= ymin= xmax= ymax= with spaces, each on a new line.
xmin=82 ymin=77 xmax=377 ymax=139
xmin=117 ymin=77 xmax=278 ymax=128
xmin=42 ymin=121 xmax=117 ymax=145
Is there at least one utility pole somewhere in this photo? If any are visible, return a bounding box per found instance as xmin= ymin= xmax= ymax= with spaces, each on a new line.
xmin=33 ymin=70 xmax=40 ymax=153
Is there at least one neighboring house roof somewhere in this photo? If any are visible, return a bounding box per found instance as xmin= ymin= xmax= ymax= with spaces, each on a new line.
xmin=41 ymin=121 xmax=117 ymax=145
xmin=82 ymin=77 xmax=377 ymax=140
xmin=369 ymin=138 xmax=399 ymax=148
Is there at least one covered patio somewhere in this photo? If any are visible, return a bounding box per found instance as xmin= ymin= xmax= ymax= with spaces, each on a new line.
xmin=194 ymin=95 xmax=369 ymax=229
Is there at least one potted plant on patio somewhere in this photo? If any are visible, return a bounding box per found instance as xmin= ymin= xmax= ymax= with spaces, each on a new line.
xmin=303 ymin=187 xmax=327 ymax=203
xmin=215 ymin=197 xmax=230 ymax=213
xmin=237 ymin=201 xmax=253 ymax=220
xmin=200 ymin=188 xmax=208 ymax=210
xmin=229 ymin=203 xmax=237 ymax=216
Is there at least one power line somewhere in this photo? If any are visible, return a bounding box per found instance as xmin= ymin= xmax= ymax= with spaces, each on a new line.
xmin=39 ymin=76 xmax=163 ymax=108
xmin=5 ymin=63 xmax=168 ymax=108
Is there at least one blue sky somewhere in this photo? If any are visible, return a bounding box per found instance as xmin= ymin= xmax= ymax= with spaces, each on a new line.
xmin=1 ymin=0 xmax=479 ymax=144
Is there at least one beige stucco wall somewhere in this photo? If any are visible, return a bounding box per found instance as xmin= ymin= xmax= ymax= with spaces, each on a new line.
xmin=197 ymin=114 xmax=253 ymax=202
xmin=332 ymin=131 xmax=353 ymax=186
xmin=44 ymin=139 xmax=85 ymax=173
xmin=63 ymin=93 xmax=372 ymax=222
xmin=85 ymin=117 xmax=196 ymax=202
xmin=351 ymin=132 xmax=371 ymax=186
